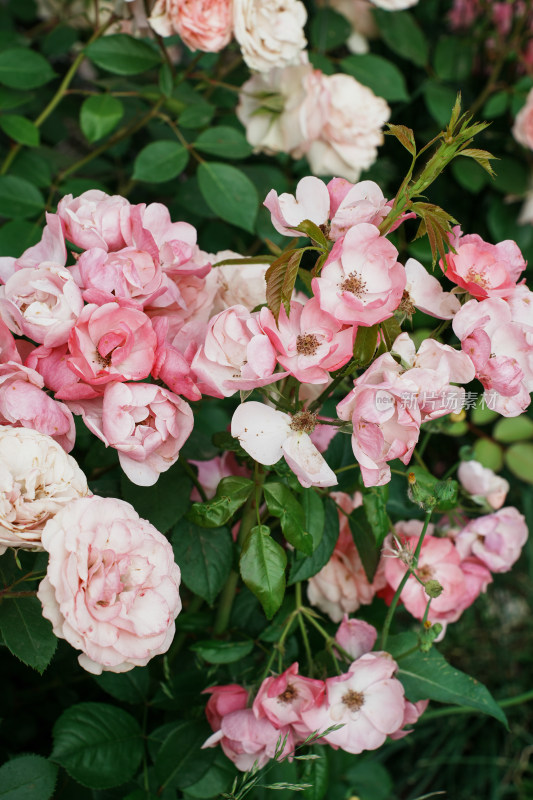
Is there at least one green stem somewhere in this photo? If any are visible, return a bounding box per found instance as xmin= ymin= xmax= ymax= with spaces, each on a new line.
xmin=0 ymin=17 xmax=115 ymax=176
xmin=301 ymin=609 xmax=353 ymax=664
xmin=381 ymin=509 xmax=433 ymax=650
xmin=295 ymin=584 xmax=313 ymax=676
xmin=212 ymin=471 xmax=266 ymax=635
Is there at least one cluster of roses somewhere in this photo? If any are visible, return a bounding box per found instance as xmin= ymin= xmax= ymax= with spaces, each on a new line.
xmin=202 ymin=619 xmax=427 ymax=771
xmin=303 ymin=471 xmax=527 ymax=635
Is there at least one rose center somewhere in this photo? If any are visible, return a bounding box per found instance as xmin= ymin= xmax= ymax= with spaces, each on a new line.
xmin=342 ymin=689 xmax=365 ymax=711
xmin=278 ymin=683 xmax=298 ymax=704
xmin=398 ymin=290 xmax=416 ymax=315
xmin=289 ymin=410 xmax=317 ymax=434
xmin=296 ymin=333 xmax=320 ymax=356
xmin=417 ymin=564 xmax=434 ymax=580
xmin=465 ymin=268 xmax=489 ymax=288
xmin=340 ymin=271 xmax=367 ymax=297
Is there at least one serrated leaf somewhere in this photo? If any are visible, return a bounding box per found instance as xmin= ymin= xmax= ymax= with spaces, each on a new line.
xmin=80 ymin=94 xmax=124 ymax=143
xmin=155 ymin=721 xmax=216 ymax=790
xmin=120 ymin=461 xmax=191 ymax=533
xmin=353 ymin=323 xmax=379 ymax=367
xmin=264 ymin=482 xmax=313 ymax=555
xmin=188 ymin=476 xmax=254 ymax=528
xmin=240 ymin=525 xmax=286 ymax=619
xmin=0 ymin=114 xmax=39 ymax=146
xmin=133 ymin=140 xmax=189 ymax=183
xmin=363 ymin=487 xmax=390 ymax=548
xmin=385 ymin=123 xmax=416 ymax=156
xmin=301 ymin=489 xmax=325 ymax=550
xmin=0 ymin=595 xmax=56 ymax=673
xmin=294 ymin=219 xmax=329 ymax=250
xmin=265 ymin=249 xmax=297 ymax=321
xmin=380 ymin=316 xmax=402 ymax=350
xmin=51 ymin=703 xmax=144 ymax=789
xmin=0 ymin=755 xmax=57 ymax=800
xmin=458 ymin=148 xmax=496 ymax=177
xmin=289 ymin=496 xmax=339 ymax=584
xmin=348 ymin=506 xmax=381 ymax=583
xmin=172 ymin=517 xmax=233 ymax=604
xmin=93 ymin=668 xmax=150 ymax=704
xmin=86 ymin=34 xmax=161 ymax=75
xmin=198 ymin=162 xmax=258 ymax=233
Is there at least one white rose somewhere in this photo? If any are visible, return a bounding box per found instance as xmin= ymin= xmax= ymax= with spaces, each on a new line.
xmin=307 ymin=73 xmax=390 ymax=182
xmin=237 ymin=62 xmax=326 ymax=155
xmin=0 ymin=426 xmax=89 ymax=551
xmin=233 ymin=0 xmax=307 ymax=73
xmin=370 ymin=0 xmax=419 ymax=9
xmin=209 ymin=250 xmax=268 ymax=315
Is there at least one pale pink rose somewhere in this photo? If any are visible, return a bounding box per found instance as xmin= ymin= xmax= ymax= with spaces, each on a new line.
xmin=190 ymin=452 xmax=249 ymax=500
xmin=403 ymin=258 xmax=461 ymax=319
xmin=260 ymin=298 xmax=355 ymax=384
xmin=149 ymin=0 xmax=233 ymax=51
xmin=203 ymin=684 xmax=249 ymax=730
xmin=71 ymin=381 xmax=194 ymax=486
xmin=147 ymin=273 xmax=217 ymax=339
xmin=307 ymin=74 xmax=390 ymax=183
xmin=57 ymin=190 xmax=131 ymax=252
xmin=231 ymin=401 xmax=337 ymax=489
xmin=513 ymin=88 xmax=533 ymax=150
xmin=0 ymin=362 xmax=75 ymax=451
xmin=328 ymin=179 xmax=390 ymax=241
xmin=0 ymin=318 xmax=21 ymax=363
xmin=37 ymin=496 xmax=182 ymax=673
xmin=458 ymin=461 xmax=509 ymax=510
xmin=312 ymin=223 xmax=405 ymax=327
xmin=264 ymin=176 xmax=330 ymax=237
xmin=150 ymin=316 xmax=201 ymax=402
xmin=253 ymin=663 xmax=325 ymax=740
xmin=233 ymin=0 xmax=307 ymax=73
xmin=25 ymin=344 xmax=79 ymax=395
xmin=0 ymin=266 xmax=83 ymax=347
xmin=442 ymin=228 xmax=526 ymax=300
xmin=202 ymin=708 xmax=293 ymax=772
xmin=389 ymin=699 xmax=428 ymax=740
xmin=237 ymin=62 xmax=326 ymax=156
xmin=208 ymin=250 xmax=268 ymax=315
xmin=72 ymin=247 xmax=163 ymax=308
xmin=301 ymin=653 xmax=405 ymax=754
xmin=336 ymin=354 xmax=421 ymax=487
xmin=61 ymin=302 xmax=157 ymax=398
xmin=454 ymin=507 xmax=528 ymax=573
xmin=0 ymin=426 xmax=88 ymax=551
xmin=504 ymin=285 xmax=533 ymax=330
xmin=191 ymin=305 xmax=280 ymax=398
xmin=334 ymin=615 xmax=377 ymax=660
xmin=384 ymin=533 xmax=470 ymax=625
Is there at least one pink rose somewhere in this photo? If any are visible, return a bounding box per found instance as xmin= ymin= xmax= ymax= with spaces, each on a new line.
xmin=25 ymin=344 xmax=79 ymax=395
xmin=0 ymin=318 xmax=21 ymax=363
xmin=454 ymin=507 xmax=528 ymax=573
xmin=37 ymin=496 xmax=182 ymax=673
xmin=57 ymin=190 xmax=131 ymax=251
xmin=389 ymin=699 xmax=428 ymax=740
xmin=203 ymin=684 xmax=249 ymax=730
xmin=260 ymin=298 xmax=355 ymax=384
xmin=150 ymin=316 xmax=201 ymax=402
xmin=334 ymin=615 xmax=377 ymax=660
xmin=61 ymin=302 xmax=157 ymax=398
xmin=147 ymin=273 xmax=217 ymax=339
xmin=513 ymin=88 xmax=533 ymax=150
xmin=72 ymin=247 xmax=163 ymax=308
xmin=300 ymin=653 xmax=405 ymax=754
xmin=264 ymin=176 xmax=330 ymax=237
xmin=202 ymin=708 xmax=293 ymax=772
xmin=253 ymin=663 xmax=325 ymax=740
xmin=457 ymin=460 xmax=509 ymax=510
xmin=312 ymin=223 xmax=405 ymax=327
xmin=442 ymin=228 xmax=526 ymax=300
xmin=328 ymin=179 xmax=390 ymax=240
xmin=403 ymin=258 xmax=460 ymax=320
xmin=149 ymin=0 xmax=233 ymax=53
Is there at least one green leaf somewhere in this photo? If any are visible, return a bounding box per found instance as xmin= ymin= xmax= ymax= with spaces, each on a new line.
xmin=301 ymin=750 xmax=329 ymax=800
xmin=240 ymin=525 xmax=287 ymax=619
xmin=470 ymin=397 xmax=499 ymax=426
xmin=353 ymin=324 xmax=379 ymax=367
xmin=348 ymin=506 xmax=380 ymax=583
xmin=310 ymin=8 xmax=351 ymax=51
xmin=373 ymin=9 xmax=428 ymax=66
xmin=493 ymin=416 xmax=533 ymax=443
xmin=505 ymin=443 xmax=533 ymax=485
xmin=190 ymin=639 xmax=253 ymax=664
xmin=0 ymin=48 xmax=55 ymax=89
xmin=389 ymin=638 xmax=508 ymax=726
xmin=187 ymin=476 xmax=254 ymax=528
xmin=301 ymin=489 xmax=325 ymax=550
xmin=363 ymin=487 xmax=390 ymax=548
xmin=434 ymin=36 xmax=474 ymax=81
xmin=132 ymin=140 xmax=189 ymax=183
xmin=0 ymin=219 xmax=40 ymax=256
xmin=344 ymin=761 xmax=392 ymax=800
xmin=341 ymin=54 xmax=409 ymax=102
xmin=51 ymin=702 xmax=144 ymax=789
xmin=120 ymin=461 xmax=191 ymax=533
xmin=492 ymin=156 xmax=528 ymax=195
xmin=380 ymin=316 xmax=402 ymax=351
xmin=93 ymin=668 xmax=150 ymax=704
xmin=155 ymin=721 xmax=215 ymax=790
xmin=424 ymin=82 xmax=459 ymax=127
xmin=0 ymin=755 xmax=57 ymax=800
xmin=158 ymin=62 xmax=173 ymax=97
xmin=197 ymin=162 xmax=258 ymax=233
xmin=179 ymin=102 xmax=215 ymax=129
xmin=0 ymin=175 xmax=44 ymax=218
xmin=86 ymin=34 xmax=161 ymax=75
xmin=288 ymin=496 xmax=339 ymax=584
xmin=385 ymin=123 xmax=416 ymax=156
xmin=451 ymin=158 xmax=488 ymax=193
xmin=0 ymin=596 xmax=56 ymax=673
xmin=264 ymin=482 xmax=313 ymax=555
xmin=194 ymin=126 xmax=252 ymax=159
xmin=183 ymin=753 xmax=234 ymax=799
xmin=172 ymin=518 xmax=233 ymax=604
xmin=408 ymin=466 xmax=458 ymax=511
xmin=483 ymin=91 xmax=509 ymax=119
xmin=0 ymin=114 xmax=39 ymax=146
xmin=80 ymin=95 xmax=124 ymax=143
xmin=472 ymin=438 xmax=503 ymax=472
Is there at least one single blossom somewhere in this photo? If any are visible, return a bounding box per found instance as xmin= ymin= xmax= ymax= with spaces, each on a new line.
xmin=0 ymin=426 xmax=88 ymax=552
xmin=457 ymin=460 xmax=509 ymax=509
xmin=57 ymin=190 xmax=131 ymax=252
xmin=149 ymin=0 xmax=233 ymax=52
xmin=202 ymin=708 xmax=293 ymax=771
xmin=233 ymin=0 xmax=307 ymax=73
xmin=334 ymin=615 xmax=378 ymax=660
xmin=253 ymin=663 xmax=325 ymax=740
xmin=203 ymin=684 xmax=249 ymax=730
xmin=328 ymin=179 xmax=390 ymax=240
xmin=231 ymin=401 xmax=337 ymax=488
xmin=71 ymin=246 xmax=163 ymax=308
xmin=37 ymin=496 xmax=182 ymax=673
xmin=454 ymin=507 xmax=528 ymax=573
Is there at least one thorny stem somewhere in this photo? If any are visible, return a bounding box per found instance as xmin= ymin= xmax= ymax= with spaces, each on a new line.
xmin=381 ymin=509 xmax=433 ymax=650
